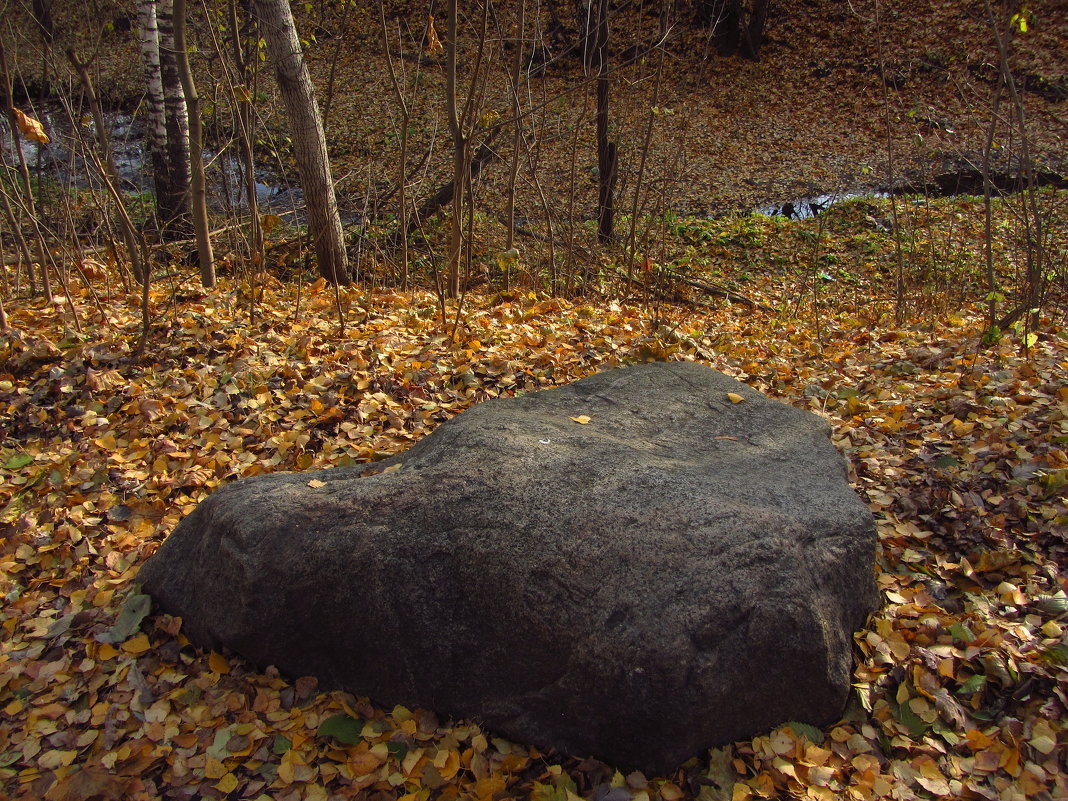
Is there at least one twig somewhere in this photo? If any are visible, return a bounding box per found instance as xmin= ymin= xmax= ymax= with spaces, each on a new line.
xmin=656 ymin=267 xmax=774 ymax=311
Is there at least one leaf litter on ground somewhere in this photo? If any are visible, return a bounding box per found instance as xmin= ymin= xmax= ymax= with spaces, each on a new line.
xmin=1 ymin=214 xmax=1066 ymax=800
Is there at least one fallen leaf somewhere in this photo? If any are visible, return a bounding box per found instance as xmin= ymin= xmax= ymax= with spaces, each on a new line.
xmin=317 ymin=713 xmax=363 ymax=744
xmin=120 ymin=632 xmax=150 ymax=655
xmin=208 ymin=650 xmax=231 ymax=674
xmin=97 ymin=590 xmax=151 ymax=643
xmin=426 ymin=15 xmax=443 ymax=55
xmin=14 ymin=107 xmax=49 ymax=143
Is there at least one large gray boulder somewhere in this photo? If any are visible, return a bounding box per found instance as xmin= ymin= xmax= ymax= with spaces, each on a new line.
xmin=139 ymin=361 xmax=878 ymax=773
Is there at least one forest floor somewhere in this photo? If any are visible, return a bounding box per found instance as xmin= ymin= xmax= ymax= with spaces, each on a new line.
xmin=1 ymin=193 xmax=1067 ymax=800
xmin=2 ymin=1 xmax=1068 ymax=799
xmin=4 ymin=0 xmax=1068 ymax=225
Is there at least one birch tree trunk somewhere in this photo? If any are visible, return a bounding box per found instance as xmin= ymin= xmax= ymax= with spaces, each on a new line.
xmin=173 ymin=0 xmax=215 ymax=287
xmin=138 ymin=0 xmax=190 ymax=234
xmin=252 ymin=0 xmax=348 ymax=283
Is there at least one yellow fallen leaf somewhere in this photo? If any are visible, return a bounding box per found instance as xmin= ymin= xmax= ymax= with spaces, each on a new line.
xmin=38 ymin=749 xmax=78 ymax=769
xmin=726 ymin=392 xmax=745 ymax=404
xmin=121 ymin=633 xmax=150 ymax=655
xmin=426 ymin=16 xmax=443 ymax=55
xmin=204 ymin=758 xmax=228 ymax=779
xmin=96 ymin=642 xmax=118 ymax=660
xmin=437 ymin=749 xmax=460 ymax=780
xmin=14 ymin=108 xmax=49 ymax=144
xmin=570 ymin=415 xmax=592 ymax=424
xmin=307 ymin=478 xmax=327 ymax=488
xmin=214 ymin=773 xmax=239 ymax=793
xmin=209 ymin=650 xmax=231 ymax=674
xmin=262 ymin=213 xmax=282 ymax=234
xmin=473 ymin=776 xmax=506 ymax=801
xmin=1029 ymin=734 xmax=1056 ymax=755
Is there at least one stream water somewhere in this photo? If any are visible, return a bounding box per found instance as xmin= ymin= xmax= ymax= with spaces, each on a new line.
xmin=756 ymin=191 xmax=890 ymax=220
xmin=1 ymin=109 xmax=303 ymax=217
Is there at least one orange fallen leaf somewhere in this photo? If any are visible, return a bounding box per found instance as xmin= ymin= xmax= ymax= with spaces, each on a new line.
xmin=120 ymin=633 xmax=150 ymax=655
xmin=14 ymin=107 xmax=49 ymax=144
xmin=426 ymin=16 xmax=444 ymax=55
xmin=349 ymin=750 xmax=385 ymax=777
xmin=208 ymin=650 xmax=231 ymax=674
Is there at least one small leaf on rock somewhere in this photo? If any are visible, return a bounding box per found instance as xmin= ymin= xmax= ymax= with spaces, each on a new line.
xmin=726 ymin=392 xmax=744 ymax=404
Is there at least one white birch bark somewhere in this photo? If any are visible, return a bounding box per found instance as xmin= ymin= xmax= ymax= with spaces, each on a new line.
xmin=158 ymin=0 xmax=191 ymax=231
xmin=137 ymin=0 xmax=190 ymax=232
xmin=137 ymin=0 xmax=167 ymax=159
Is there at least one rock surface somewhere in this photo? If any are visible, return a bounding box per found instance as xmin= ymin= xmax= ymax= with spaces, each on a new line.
xmin=139 ymin=361 xmax=878 ymax=773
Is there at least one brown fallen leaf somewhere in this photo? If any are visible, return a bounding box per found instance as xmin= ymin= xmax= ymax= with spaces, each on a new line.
xmin=45 ymin=765 xmax=129 ymax=801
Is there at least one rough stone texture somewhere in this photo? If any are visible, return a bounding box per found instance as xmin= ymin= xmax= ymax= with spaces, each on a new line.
xmin=139 ymin=361 xmax=878 ymax=773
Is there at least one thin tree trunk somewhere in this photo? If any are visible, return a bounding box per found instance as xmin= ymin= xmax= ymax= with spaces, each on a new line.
xmin=139 ymin=0 xmax=175 ymax=235
xmin=227 ymin=0 xmax=263 ymax=277
xmin=445 ymin=0 xmax=465 ymax=299
xmin=576 ymin=0 xmax=594 ymax=68
xmin=986 ymin=0 xmax=1046 ymax=331
xmin=504 ymin=0 xmax=525 ymax=254
xmin=173 ymin=0 xmax=215 ymax=287
xmin=253 ymin=0 xmax=348 ymax=283
xmin=626 ymin=46 xmax=664 ymax=276
xmin=0 ymin=182 xmax=35 ymax=294
xmin=156 ymin=0 xmax=193 ymax=235
xmin=380 ymin=4 xmax=410 ymax=289
xmin=593 ymin=0 xmax=616 ymax=244
xmin=67 ymin=49 xmax=147 ymax=287
xmin=743 ymin=0 xmax=771 ymax=59
xmin=0 ymin=39 xmax=51 ymax=301
xmin=981 ymin=72 xmax=1004 ymax=329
